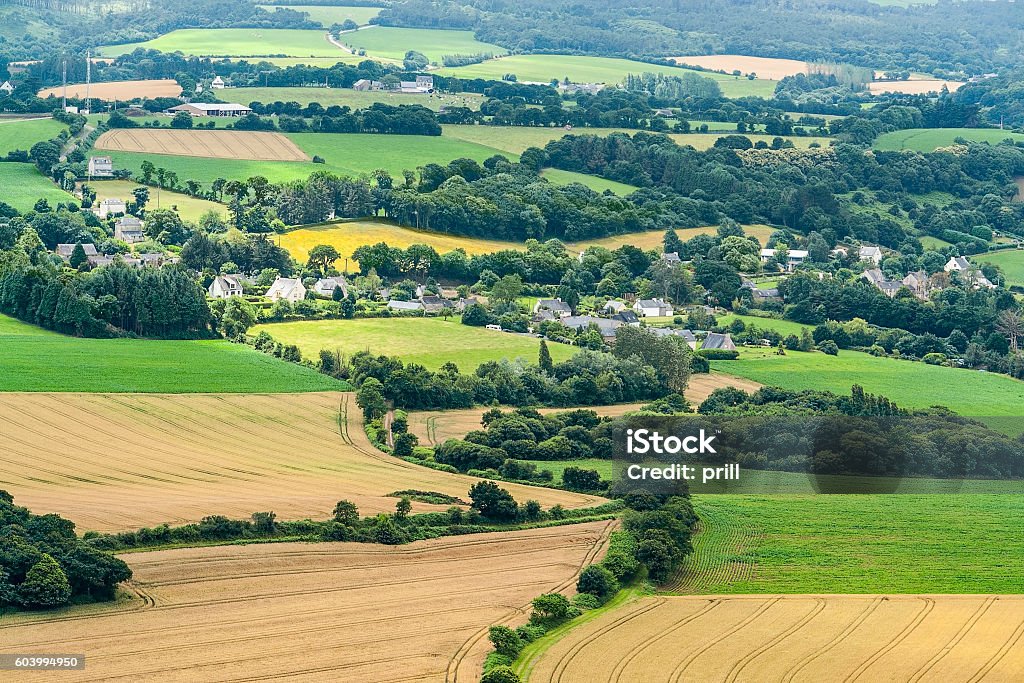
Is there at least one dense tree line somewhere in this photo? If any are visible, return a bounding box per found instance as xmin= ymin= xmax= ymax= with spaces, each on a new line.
xmin=375 ymin=0 xmax=1024 ymax=75
xmin=1 ymin=490 xmax=131 ymax=611
xmin=695 ymin=385 xmax=1024 ymax=480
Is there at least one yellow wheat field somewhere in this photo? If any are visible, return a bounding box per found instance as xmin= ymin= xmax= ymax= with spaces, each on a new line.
xmin=528 ymin=594 xmax=1024 ymax=682
xmin=95 ymin=128 xmax=311 ymax=161
xmin=0 ymin=521 xmax=614 ymax=682
xmin=38 ymin=79 xmax=183 ymax=100
xmin=407 ymin=374 xmax=762 ymax=446
xmin=0 ymin=392 xmax=602 ymax=532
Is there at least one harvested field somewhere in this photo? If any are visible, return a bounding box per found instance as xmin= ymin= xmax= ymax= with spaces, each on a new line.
xmin=0 ymin=521 xmax=614 ymax=683
xmin=673 ymin=55 xmax=809 ymax=80
xmin=526 ymin=595 xmax=1024 ymax=682
xmin=0 ymin=392 xmax=602 ymax=532
xmin=38 ymin=79 xmax=182 ymax=100
xmin=868 ymin=79 xmax=964 ymax=94
xmin=407 ymin=373 xmax=762 ymax=446
xmin=95 ymin=128 xmax=310 ymax=161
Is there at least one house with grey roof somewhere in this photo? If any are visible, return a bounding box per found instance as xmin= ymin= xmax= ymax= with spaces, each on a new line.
xmin=313 ymin=276 xmax=348 ymax=298
xmin=387 ymin=299 xmax=425 ymax=313
xmin=633 ymin=298 xmax=672 ymax=317
xmin=57 ymin=243 xmax=97 ymax=261
xmin=650 ymin=327 xmax=698 ymax=349
xmin=701 ymin=332 xmax=737 ymax=351
xmin=209 ymin=274 xmax=244 ymax=299
xmin=114 ymin=216 xmax=145 ymax=243
xmin=534 ymin=298 xmax=572 ymax=318
xmin=562 ymin=315 xmax=621 ymax=340
xmin=266 ymin=276 xmax=306 ymax=302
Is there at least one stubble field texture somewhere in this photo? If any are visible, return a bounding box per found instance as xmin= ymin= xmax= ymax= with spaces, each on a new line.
xmin=0 ymin=391 xmax=603 ymax=533
xmin=0 ymin=521 xmax=614 ymax=682
xmin=38 ymin=79 xmax=182 ymax=100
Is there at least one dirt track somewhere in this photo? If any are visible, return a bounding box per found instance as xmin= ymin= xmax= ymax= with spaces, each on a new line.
xmin=95 ymin=128 xmax=310 ymax=161
xmin=528 ymin=594 xmax=1024 ymax=682
xmin=0 ymin=521 xmax=614 ymax=682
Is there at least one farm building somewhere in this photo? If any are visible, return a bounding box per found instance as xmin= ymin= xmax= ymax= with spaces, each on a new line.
xmin=399 ymin=76 xmax=434 ymax=94
xmin=208 ymin=275 xmax=244 ymax=299
xmin=94 ymin=197 xmax=126 ymax=218
xmin=387 ymin=300 xmax=424 ymax=312
xmin=165 ymin=103 xmax=253 ymax=117
xmin=633 ymin=298 xmax=672 ymax=317
xmin=114 ymin=216 xmax=145 ymax=243
xmin=313 ymin=277 xmax=348 ymax=298
xmin=266 ymin=276 xmax=306 ymax=302
xmin=701 ymin=332 xmax=736 ymax=351
xmin=88 ymin=156 xmax=114 ymax=178
xmin=353 ymin=79 xmax=384 ymax=91
xmin=56 ymin=243 xmax=98 ymax=262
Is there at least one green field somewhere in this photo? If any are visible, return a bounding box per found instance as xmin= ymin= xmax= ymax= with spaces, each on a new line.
xmin=974 ymin=249 xmax=1024 ymax=287
xmin=437 ymin=55 xmax=778 ymax=98
xmin=873 ymin=128 xmax=1024 ymax=152
xmin=0 ymin=117 xmax=66 ymax=155
xmin=99 ymin=28 xmax=352 ymax=60
xmin=676 ymin=494 xmax=1024 ymax=593
xmin=0 ymin=163 xmax=75 ymax=211
xmin=540 ymin=168 xmax=639 ymax=194
xmin=919 ymin=235 xmax=953 ymax=249
xmin=229 ymin=86 xmax=484 ymax=111
xmin=104 ymin=131 xmax=511 ymax=185
xmin=250 ymin=317 xmax=578 ymax=371
xmin=711 ymin=313 xmax=810 ymax=337
xmin=0 ymin=314 xmax=346 ymax=392
xmin=711 ymin=347 xmax=1024 ymax=429
xmin=258 ymin=5 xmax=380 ymax=26
xmin=87 ymin=179 xmax=226 ymax=222
xmin=340 ymin=26 xmax=506 ymax=63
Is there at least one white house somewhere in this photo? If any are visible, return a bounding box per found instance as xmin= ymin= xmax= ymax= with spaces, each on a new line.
xmin=945 ymin=256 xmax=996 ymax=289
xmin=858 ymin=245 xmax=883 ymax=265
xmin=0 ymin=81 xmax=13 ymax=96
xmin=533 ymin=298 xmax=572 ymax=318
xmin=114 ymin=216 xmax=145 ymax=243
xmin=95 ymin=197 xmax=126 ymax=218
xmin=944 ymin=256 xmax=970 ymax=273
xmin=633 ymin=298 xmax=672 ymax=317
xmin=313 ymin=276 xmax=348 ymax=298
xmin=208 ymin=274 xmax=244 ymax=299
xmin=87 ymin=156 xmax=114 ymax=178
xmin=266 ymin=276 xmax=306 ymax=302
xmin=211 ymin=76 xmax=226 ymax=90
xmin=760 ymin=248 xmax=809 ymax=272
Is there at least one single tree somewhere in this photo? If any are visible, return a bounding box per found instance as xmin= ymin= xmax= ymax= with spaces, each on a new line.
xmin=538 ymin=339 xmax=554 ymax=373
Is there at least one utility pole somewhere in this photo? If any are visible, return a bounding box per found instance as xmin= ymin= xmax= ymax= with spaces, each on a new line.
xmin=85 ymin=49 xmax=91 ymax=115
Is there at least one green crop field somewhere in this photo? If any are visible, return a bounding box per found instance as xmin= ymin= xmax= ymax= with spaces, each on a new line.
xmin=974 ymin=249 xmax=1024 ymax=287
xmin=675 ymin=494 xmax=1024 ymax=594
xmin=437 ymin=55 xmax=778 ymax=98
xmin=99 ymin=28 xmax=351 ymax=60
xmin=103 ymin=131 xmax=510 ymax=185
xmin=86 ymin=179 xmax=226 ymax=222
xmin=340 ymin=26 xmax=506 ymax=63
xmin=0 ymin=117 xmax=66 ymax=155
xmin=711 ymin=347 xmax=1024 ymax=430
xmin=229 ymin=86 xmax=485 ymax=111
xmin=258 ymin=5 xmax=380 ymax=27
xmin=873 ymin=127 xmax=1024 ymax=152
xmin=540 ymin=168 xmax=639 ymax=194
xmin=0 ymin=314 xmax=346 ymax=393
xmin=250 ymin=317 xmax=578 ymax=371
xmin=0 ymin=163 xmax=75 ymax=211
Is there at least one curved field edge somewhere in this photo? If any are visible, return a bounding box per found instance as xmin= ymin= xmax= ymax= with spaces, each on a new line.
xmin=0 ymin=524 xmax=614 ymax=682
